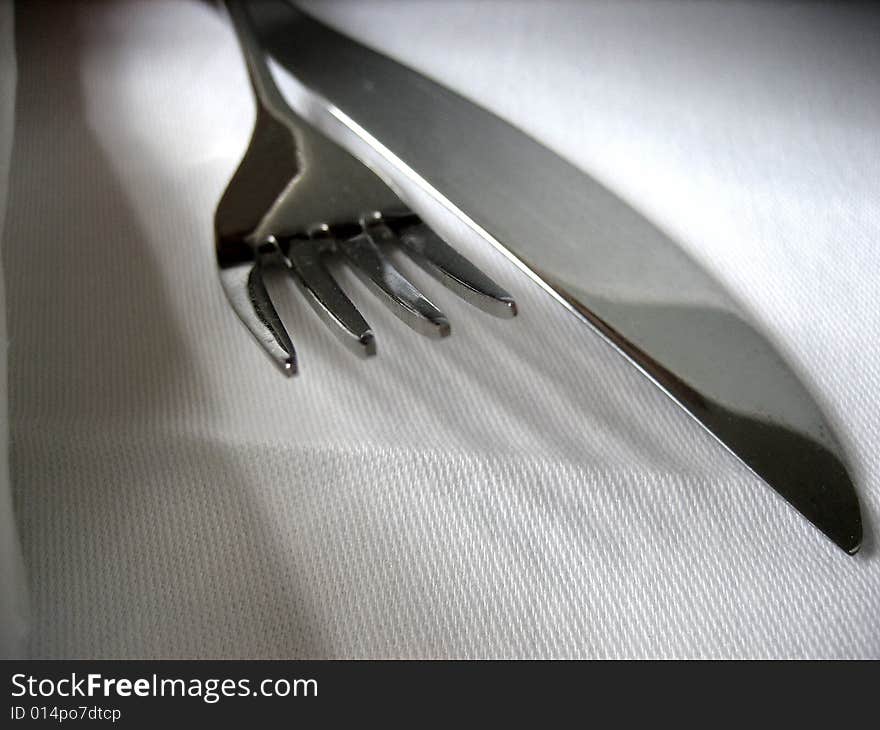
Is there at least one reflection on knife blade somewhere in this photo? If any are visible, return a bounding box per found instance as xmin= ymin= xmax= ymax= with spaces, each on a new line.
xmin=240 ymin=0 xmax=861 ymax=554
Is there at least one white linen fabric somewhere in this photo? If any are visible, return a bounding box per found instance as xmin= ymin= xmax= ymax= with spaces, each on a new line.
xmin=2 ymin=0 xmax=879 ymax=658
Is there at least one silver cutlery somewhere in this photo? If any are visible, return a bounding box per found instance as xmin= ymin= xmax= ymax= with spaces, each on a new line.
xmin=224 ymin=1 xmax=862 ymax=554
xmin=216 ymin=0 xmax=516 ymax=375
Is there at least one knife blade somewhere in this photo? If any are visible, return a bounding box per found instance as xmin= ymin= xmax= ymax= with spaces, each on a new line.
xmin=240 ymin=0 xmax=861 ymax=554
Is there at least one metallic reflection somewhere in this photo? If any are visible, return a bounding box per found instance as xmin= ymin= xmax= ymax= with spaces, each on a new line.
xmin=241 ymin=0 xmax=861 ymax=552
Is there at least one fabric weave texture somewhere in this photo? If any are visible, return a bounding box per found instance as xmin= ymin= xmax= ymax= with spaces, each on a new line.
xmin=2 ymin=0 xmax=879 ymax=658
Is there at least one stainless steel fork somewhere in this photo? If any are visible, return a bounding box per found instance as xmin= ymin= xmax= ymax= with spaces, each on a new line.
xmin=215 ymin=0 xmax=516 ymax=375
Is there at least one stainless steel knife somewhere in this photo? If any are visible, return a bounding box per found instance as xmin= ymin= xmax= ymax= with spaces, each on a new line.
xmin=239 ymin=0 xmax=862 ymax=554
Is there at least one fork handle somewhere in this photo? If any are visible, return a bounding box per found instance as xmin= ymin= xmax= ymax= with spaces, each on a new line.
xmin=225 ymin=0 xmax=295 ymax=122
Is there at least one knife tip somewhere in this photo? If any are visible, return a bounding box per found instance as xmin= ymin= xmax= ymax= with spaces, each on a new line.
xmin=841 ymin=528 xmax=862 ymax=556
xmin=828 ymin=514 xmax=861 ymax=556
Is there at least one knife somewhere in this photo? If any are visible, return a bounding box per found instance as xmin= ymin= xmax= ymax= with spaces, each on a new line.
xmin=239 ymin=0 xmax=862 ymax=554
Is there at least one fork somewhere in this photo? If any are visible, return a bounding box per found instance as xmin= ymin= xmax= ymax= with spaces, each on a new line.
xmin=215 ymin=0 xmax=516 ymax=375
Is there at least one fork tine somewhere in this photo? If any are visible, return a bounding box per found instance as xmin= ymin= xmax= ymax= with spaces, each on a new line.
xmin=388 ymin=217 xmax=517 ymax=319
xmin=221 ymin=0 xmax=517 ymax=374
xmin=340 ymin=225 xmax=451 ymax=338
xmin=285 ymin=238 xmax=377 ymax=357
xmin=219 ymin=261 xmax=298 ymax=376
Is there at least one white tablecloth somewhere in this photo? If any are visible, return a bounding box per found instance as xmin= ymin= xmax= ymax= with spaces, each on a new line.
xmin=1 ymin=0 xmax=878 ymax=658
